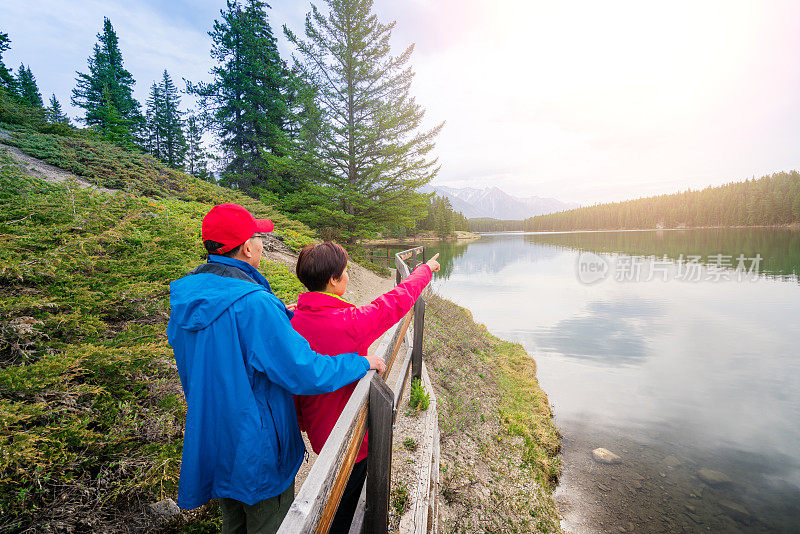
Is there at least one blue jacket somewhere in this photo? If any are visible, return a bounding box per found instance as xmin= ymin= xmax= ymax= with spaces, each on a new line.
xmin=167 ymin=255 xmax=369 ymax=509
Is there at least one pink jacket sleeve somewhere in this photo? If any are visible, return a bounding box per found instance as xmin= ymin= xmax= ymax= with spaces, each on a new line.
xmin=347 ymin=264 xmax=433 ymax=345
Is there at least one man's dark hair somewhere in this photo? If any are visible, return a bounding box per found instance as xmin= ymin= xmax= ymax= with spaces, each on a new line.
xmin=296 ymin=241 xmax=349 ymax=292
xmin=204 ymin=239 xmax=243 ymax=258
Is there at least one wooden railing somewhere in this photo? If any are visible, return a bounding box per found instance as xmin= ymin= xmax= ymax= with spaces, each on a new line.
xmin=278 ymin=246 xmax=438 ymax=534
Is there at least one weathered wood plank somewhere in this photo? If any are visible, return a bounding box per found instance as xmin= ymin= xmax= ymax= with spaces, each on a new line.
xmin=364 ymin=375 xmax=395 ymax=533
xmin=400 ymin=363 xmax=439 ymax=534
xmin=391 ymin=344 xmax=412 ymax=419
xmin=396 ymin=246 xmax=423 ymax=263
xmin=429 ymin=427 xmax=440 ymax=534
xmin=314 ymin=407 xmax=368 ymax=534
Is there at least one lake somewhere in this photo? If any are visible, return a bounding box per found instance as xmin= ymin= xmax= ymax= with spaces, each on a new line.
xmin=369 ymin=228 xmax=800 ymax=533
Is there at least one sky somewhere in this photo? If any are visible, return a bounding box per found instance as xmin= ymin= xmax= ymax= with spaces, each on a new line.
xmin=2 ymin=0 xmax=800 ymax=205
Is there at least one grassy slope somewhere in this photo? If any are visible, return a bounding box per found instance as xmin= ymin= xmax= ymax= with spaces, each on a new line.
xmin=0 ymin=132 xmax=311 ymax=532
xmin=424 ymin=294 xmax=562 ymax=533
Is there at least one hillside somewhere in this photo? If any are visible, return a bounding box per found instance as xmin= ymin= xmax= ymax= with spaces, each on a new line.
xmin=0 ymin=128 xmax=320 ymax=532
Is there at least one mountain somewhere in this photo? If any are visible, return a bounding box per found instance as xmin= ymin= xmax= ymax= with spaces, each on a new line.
xmin=422 ymin=185 xmax=577 ymax=220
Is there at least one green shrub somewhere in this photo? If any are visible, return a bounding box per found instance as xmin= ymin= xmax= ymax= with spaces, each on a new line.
xmin=408 ymin=378 xmax=430 ymax=413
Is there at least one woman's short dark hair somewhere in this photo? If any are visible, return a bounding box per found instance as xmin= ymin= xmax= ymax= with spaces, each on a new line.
xmin=296 ymin=241 xmax=349 ymax=292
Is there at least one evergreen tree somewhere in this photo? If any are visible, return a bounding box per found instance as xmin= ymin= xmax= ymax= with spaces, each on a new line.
xmin=189 ymin=0 xmax=291 ymax=190
xmin=184 ymin=110 xmax=214 ymax=181
xmin=0 ymin=32 xmax=16 ymax=95
xmin=72 ymin=17 xmax=142 ymax=144
xmin=144 ymin=81 xmax=164 ymax=158
xmin=144 ymin=70 xmax=186 ymax=168
xmin=285 ymin=0 xmax=443 ymax=242
xmin=94 ymin=87 xmax=133 ymax=146
xmin=46 ymin=94 xmax=70 ymax=124
xmin=16 ymin=64 xmax=43 ymax=107
xmin=159 ymin=70 xmax=186 ymax=168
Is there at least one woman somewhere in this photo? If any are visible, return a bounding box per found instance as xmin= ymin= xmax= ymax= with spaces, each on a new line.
xmin=291 ymin=242 xmax=440 ymax=532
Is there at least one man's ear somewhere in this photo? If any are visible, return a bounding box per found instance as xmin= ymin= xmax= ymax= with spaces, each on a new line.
xmin=242 ymin=238 xmax=254 ymax=258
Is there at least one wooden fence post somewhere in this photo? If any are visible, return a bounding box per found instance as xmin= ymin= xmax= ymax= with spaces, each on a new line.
xmin=364 ymin=375 xmax=394 ymax=533
xmin=411 ymin=297 xmax=425 ymax=381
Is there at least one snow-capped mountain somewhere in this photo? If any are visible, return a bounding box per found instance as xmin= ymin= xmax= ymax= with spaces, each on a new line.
xmin=422 ymin=185 xmax=577 ymax=220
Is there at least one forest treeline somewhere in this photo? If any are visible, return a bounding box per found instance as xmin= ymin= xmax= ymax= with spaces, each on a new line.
xmin=0 ymin=0 xmax=469 ymax=242
xmin=387 ymin=194 xmax=469 ymax=238
xmin=468 ymin=171 xmax=800 ymax=233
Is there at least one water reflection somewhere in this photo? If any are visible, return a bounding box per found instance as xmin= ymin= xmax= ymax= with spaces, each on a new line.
xmin=534 ymin=298 xmax=664 ymax=366
xmin=522 ymin=228 xmax=800 ymax=281
xmin=377 ymin=228 xmax=800 ymax=533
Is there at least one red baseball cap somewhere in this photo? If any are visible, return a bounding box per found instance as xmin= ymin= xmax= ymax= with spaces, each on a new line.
xmin=201 ymin=203 xmax=274 ymax=254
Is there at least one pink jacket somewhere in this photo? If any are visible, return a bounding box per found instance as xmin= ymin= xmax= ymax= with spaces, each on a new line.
xmin=291 ymin=265 xmax=433 ymax=462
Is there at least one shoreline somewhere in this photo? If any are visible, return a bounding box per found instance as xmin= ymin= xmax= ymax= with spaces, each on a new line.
xmin=422 ymin=293 xmax=562 ymax=532
xmin=361 ymin=230 xmax=481 ymax=245
xmin=473 ymin=223 xmax=800 ymax=235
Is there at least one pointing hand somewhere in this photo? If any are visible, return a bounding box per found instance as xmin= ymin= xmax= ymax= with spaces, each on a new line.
xmin=426 ymin=253 xmax=441 ymax=273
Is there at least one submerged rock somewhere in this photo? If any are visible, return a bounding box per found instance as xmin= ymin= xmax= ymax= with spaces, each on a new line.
xmin=592 ymin=448 xmax=622 ymax=464
xmin=719 ymin=500 xmax=751 ymax=524
xmin=697 ymin=468 xmax=733 ymax=486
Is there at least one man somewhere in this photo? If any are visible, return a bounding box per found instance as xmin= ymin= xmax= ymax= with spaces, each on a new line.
xmin=167 ymin=203 xmax=385 ymax=533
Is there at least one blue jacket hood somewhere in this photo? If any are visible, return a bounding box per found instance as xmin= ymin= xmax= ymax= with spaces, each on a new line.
xmin=170 ymin=273 xmax=263 ymax=331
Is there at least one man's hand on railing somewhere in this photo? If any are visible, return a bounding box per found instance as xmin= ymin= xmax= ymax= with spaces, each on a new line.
xmin=426 ymin=253 xmax=441 ymax=273
xmin=365 ymin=354 xmax=387 ymax=374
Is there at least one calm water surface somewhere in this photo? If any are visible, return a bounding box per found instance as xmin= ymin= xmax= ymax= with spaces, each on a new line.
xmin=372 ymin=229 xmax=800 ymax=533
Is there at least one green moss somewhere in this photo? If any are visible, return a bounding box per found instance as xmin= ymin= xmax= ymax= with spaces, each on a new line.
xmin=0 ymin=126 xmax=313 ymax=240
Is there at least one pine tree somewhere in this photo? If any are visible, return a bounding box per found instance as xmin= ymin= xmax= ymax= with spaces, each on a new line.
xmin=189 ymin=0 xmax=291 ymax=190
xmin=72 ymin=17 xmax=142 ymax=145
xmin=184 ymin=111 xmax=214 ymax=181
xmin=145 ymin=70 xmax=187 ymax=168
xmin=46 ymin=94 xmax=70 ymax=124
xmin=94 ymin=87 xmax=133 ymax=146
xmin=144 ymin=81 xmax=164 ymax=159
xmin=159 ymin=70 xmax=186 ymax=168
xmin=285 ymin=0 xmax=443 ymax=242
xmin=0 ymin=32 xmax=16 ymax=95
xmin=16 ymin=64 xmax=43 ymax=107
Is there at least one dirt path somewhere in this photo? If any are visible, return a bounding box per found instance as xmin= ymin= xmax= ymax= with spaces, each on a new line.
xmin=0 ymin=142 xmax=117 ymax=194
